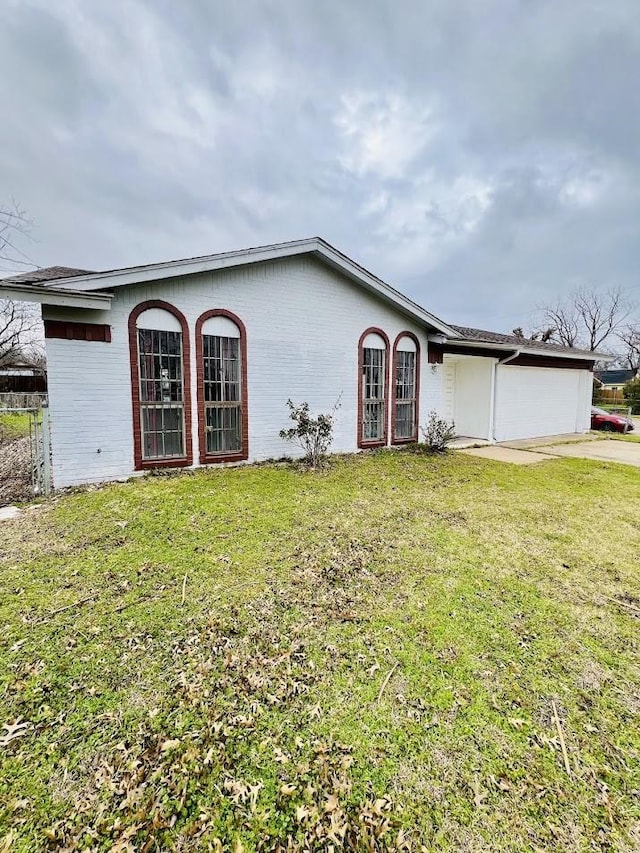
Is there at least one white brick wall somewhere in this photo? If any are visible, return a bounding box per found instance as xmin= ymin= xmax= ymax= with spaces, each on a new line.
xmin=44 ymin=255 xmax=444 ymax=488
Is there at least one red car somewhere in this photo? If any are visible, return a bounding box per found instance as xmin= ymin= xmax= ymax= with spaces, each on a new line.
xmin=591 ymin=407 xmax=634 ymax=433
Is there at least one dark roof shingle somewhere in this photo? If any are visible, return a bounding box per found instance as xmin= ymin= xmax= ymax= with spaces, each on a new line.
xmin=1 ymin=266 xmax=95 ymax=285
xmin=450 ymin=325 xmax=597 ymax=357
xmin=595 ymin=369 xmax=636 ymax=384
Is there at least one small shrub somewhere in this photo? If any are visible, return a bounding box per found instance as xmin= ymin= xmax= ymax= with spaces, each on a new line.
xmin=623 ymin=379 xmax=640 ymax=414
xmin=420 ymin=410 xmax=456 ymax=452
xmin=279 ymin=397 xmax=341 ymax=469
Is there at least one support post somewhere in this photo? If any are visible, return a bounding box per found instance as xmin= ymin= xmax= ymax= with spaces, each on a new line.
xmin=41 ymin=403 xmax=52 ymax=497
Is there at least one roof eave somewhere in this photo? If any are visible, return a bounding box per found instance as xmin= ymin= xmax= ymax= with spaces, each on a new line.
xmin=0 ymin=282 xmax=112 ymax=310
xmin=438 ymin=337 xmax=610 ymax=361
xmin=37 ymin=237 xmax=456 ymax=336
xmin=47 ymin=238 xmax=323 ymax=291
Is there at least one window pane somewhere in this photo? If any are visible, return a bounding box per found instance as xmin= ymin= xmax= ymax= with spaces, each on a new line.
xmin=225 ymin=382 xmax=238 ymax=402
xmin=141 ymin=405 xmax=184 ymax=459
xmin=137 ymin=328 xmax=185 ymax=460
xmin=395 ymin=402 xmax=414 ymax=439
xmin=143 ymin=431 xmax=159 ymax=460
xmin=363 ymin=401 xmax=384 ymax=440
xmin=394 ymin=349 xmax=416 ymax=439
xmin=362 ymin=347 xmax=386 ymax=442
xmin=164 ymin=428 xmax=184 ymax=457
xmin=396 ymin=351 xmax=415 ymax=400
xmin=202 ymin=333 xmax=243 ymax=455
xmin=162 ymin=406 xmax=181 ymax=430
xmin=206 ymin=404 xmax=241 ymax=454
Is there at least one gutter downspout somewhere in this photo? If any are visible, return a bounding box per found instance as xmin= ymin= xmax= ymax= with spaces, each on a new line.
xmin=490 ymin=349 xmax=521 ymax=442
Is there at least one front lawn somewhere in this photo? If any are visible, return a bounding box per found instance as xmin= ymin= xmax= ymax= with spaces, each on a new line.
xmin=603 ymin=432 xmax=640 ymax=443
xmin=1 ymin=452 xmax=639 ymax=851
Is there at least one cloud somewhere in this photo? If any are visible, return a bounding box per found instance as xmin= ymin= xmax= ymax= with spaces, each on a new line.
xmin=1 ymin=0 xmax=639 ymax=332
xmin=364 ymin=172 xmax=494 ymax=273
xmin=335 ymin=91 xmax=437 ymax=180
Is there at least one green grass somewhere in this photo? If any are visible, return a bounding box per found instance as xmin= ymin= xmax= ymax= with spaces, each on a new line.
xmin=0 ymin=412 xmax=31 ymax=442
xmin=1 ymin=452 xmax=639 ymax=851
xmin=602 ymin=432 xmax=640 ymax=443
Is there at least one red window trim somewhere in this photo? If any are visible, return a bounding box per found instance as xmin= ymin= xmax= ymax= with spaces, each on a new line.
xmin=357 ymin=327 xmax=390 ymax=449
xmin=128 ymin=300 xmax=193 ymax=471
xmin=195 ymin=309 xmax=249 ymax=464
xmin=391 ymin=331 xmax=421 ymax=444
xmin=44 ymin=320 xmax=111 ymax=342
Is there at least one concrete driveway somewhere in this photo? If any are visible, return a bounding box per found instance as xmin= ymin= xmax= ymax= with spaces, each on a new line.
xmin=459 ymin=434 xmax=640 ymax=467
xmin=458 ymin=446 xmax=558 ymax=465
xmin=534 ymin=438 xmax=640 ymax=467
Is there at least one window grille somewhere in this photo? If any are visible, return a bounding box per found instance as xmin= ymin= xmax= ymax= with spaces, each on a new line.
xmin=202 ymin=335 xmax=242 ymax=454
xmin=138 ymin=329 xmax=185 ymax=459
xmin=362 ymin=347 xmax=386 ymax=441
xmin=394 ymin=350 xmax=416 ymax=439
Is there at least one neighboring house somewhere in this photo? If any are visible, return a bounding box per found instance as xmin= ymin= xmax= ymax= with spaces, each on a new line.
xmin=594 ymin=369 xmax=637 ymax=396
xmin=0 ymin=359 xmax=47 ymax=394
xmin=0 ymin=238 xmax=608 ymax=489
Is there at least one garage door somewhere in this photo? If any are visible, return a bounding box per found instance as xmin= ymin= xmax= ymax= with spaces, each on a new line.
xmin=494 ymin=366 xmax=590 ymax=442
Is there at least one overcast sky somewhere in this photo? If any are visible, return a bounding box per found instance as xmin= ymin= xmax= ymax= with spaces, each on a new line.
xmin=1 ymin=0 xmax=639 ymax=331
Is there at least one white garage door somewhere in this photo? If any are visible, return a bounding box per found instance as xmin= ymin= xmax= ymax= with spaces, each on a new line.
xmin=494 ymin=366 xmax=591 ymax=442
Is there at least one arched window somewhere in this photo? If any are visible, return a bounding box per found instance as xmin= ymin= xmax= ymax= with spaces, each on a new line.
xmin=392 ymin=332 xmax=420 ymax=443
xmin=358 ymin=328 xmax=390 ymax=448
xmin=196 ymin=310 xmax=248 ymax=463
xmin=128 ymin=301 xmax=192 ymax=469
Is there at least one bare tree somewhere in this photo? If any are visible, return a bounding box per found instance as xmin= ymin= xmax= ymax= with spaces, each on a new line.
xmin=0 ymin=200 xmax=34 ymax=271
xmin=540 ymin=286 xmax=630 ymax=352
xmin=616 ymin=324 xmax=640 ymax=372
xmin=541 ymin=300 xmax=580 ymax=348
xmin=0 ymin=302 xmax=41 ymax=366
xmin=0 ymin=201 xmax=41 ymax=365
xmin=574 ymin=286 xmax=630 ymax=351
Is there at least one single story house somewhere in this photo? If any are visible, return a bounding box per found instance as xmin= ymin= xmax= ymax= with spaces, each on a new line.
xmin=594 ymin=369 xmax=637 ymax=396
xmin=0 ymin=238 xmax=606 ymax=489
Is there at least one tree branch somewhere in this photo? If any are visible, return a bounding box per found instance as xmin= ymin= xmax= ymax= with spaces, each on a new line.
xmin=538 ymin=286 xmax=632 ymax=353
xmin=616 ymin=324 xmax=640 ymax=371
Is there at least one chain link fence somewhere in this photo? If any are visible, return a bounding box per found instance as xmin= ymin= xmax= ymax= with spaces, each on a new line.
xmin=0 ymin=394 xmax=51 ymax=505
